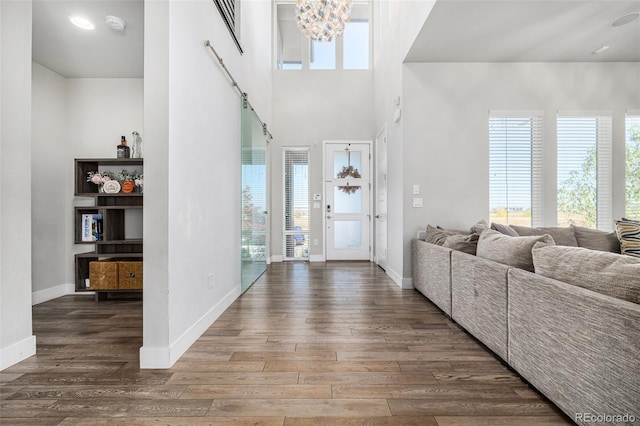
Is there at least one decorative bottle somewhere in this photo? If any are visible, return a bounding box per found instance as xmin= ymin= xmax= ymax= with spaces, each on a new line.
xmin=117 ymin=136 xmax=130 ymax=158
xmin=131 ymin=131 xmax=142 ymax=158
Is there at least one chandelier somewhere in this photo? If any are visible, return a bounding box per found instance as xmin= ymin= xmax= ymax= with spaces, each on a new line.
xmin=295 ymin=0 xmax=352 ymax=42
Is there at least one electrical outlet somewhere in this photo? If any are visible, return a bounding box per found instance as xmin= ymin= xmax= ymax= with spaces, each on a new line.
xmin=413 ymin=197 xmax=423 ymax=208
xmin=413 ymin=184 xmax=420 ymax=195
xmin=207 ymin=273 xmax=214 ymax=289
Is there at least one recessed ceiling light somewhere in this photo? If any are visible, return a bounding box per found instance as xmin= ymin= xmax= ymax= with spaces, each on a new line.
xmin=591 ymin=45 xmax=610 ymax=55
xmin=105 ymin=15 xmax=126 ymax=32
xmin=611 ymin=12 xmax=640 ymax=27
xmin=69 ymin=15 xmax=95 ymax=30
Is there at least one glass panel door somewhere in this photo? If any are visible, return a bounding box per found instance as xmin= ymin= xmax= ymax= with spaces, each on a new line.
xmin=241 ymin=105 xmax=268 ymax=293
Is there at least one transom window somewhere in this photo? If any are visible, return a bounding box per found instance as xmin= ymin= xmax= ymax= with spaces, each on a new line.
xmin=275 ymin=1 xmax=370 ymax=70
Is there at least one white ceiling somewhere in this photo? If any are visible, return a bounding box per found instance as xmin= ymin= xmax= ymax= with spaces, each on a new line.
xmin=32 ymin=0 xmax=639 ymax=78
xmin=32 ymin=0 xmax=143 ymax=78
xmin=406 ymin=0 xmax=640 ymax=63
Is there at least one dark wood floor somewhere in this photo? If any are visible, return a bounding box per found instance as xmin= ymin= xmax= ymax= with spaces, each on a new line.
xmin=1 ymin=262 xmax=572 ymax=425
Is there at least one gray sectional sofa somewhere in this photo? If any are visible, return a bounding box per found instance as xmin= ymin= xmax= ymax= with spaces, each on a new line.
xmin=412 ymin=225 xmax=640 ymax=426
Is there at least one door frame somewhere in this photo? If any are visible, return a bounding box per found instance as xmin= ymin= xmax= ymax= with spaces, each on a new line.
xmin=374 ymin=125 xmax=387 ymax=270
xmin=322 ymin=140 xmax=373 ymax=262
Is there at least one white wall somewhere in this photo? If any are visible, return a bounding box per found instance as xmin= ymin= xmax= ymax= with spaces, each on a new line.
xmin=371 ymin=0 xmax=435 ymax=286
xmin=402 ymin=62 xmax=640 ymax=277
xmin=1 ymin=0 xmax=36 ymax=370
xmin=271 ymin=71 xmax=374 ymax=260
xmin=142 ymin=0 xmax=272 ymax=368
xmin=30 ymin=68 xmax=144 ymax=302
xmin=31 ymin=62 xmax=69 ymax=298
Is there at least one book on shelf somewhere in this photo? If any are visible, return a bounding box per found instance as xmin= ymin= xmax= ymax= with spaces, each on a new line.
xmin=81 ymin=214 xmax=103 ymax=242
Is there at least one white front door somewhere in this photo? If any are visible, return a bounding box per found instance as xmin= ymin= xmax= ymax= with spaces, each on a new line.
xmin=325 ymin=142 xmax=371 ymax=260
xmin=374 ymin=127 xmax=388 ymax=270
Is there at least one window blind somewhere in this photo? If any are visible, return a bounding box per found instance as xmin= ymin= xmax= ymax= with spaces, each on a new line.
xmin=213 ymin=0 xmax=242 ymax=53
xmin=626 ymin=112 xmax=640 ymax=220
xmin=489 ymin=111 xmax=544 ymax=226
xmin=557 ymin=112 xmax=612 ymax=230
xmin=283 ymin=147 xmax=309 ymax=260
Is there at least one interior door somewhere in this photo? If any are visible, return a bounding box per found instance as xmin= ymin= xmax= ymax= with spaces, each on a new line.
xmin=374 ymin=127 xmax=388 ymax=270
xmin=325 ymin=142 xmax=371 ymax=260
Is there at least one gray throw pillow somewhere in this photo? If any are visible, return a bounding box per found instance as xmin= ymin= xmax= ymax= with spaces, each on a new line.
xmin=509 ymin=225 xmax=578 ymax=247
xmin=571 ymin=225 xmax=621 ymax=253
xmin=425 ymin=225 xmax=464 ymax=246
xmin=442 ymin=233 xmax=479 ymax=255
xmin=532 ymin=243 xmax=640 ymax=304
xmin=476 ymin=229 xmax=555 ymax=272
xmin=470 ymin=219 xmax=489 ymax=235
xmin=491 ymin=222 xmax=519 ymax=236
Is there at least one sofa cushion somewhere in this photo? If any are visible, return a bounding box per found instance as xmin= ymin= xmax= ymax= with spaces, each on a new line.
xmin=470 ymin=219 xmax=489 ymax=234
xmin=615 ymin=218 xmax=640 ymax=258
xmin=491 ymin=222 xmax=519 ymax=236
xmin=476 ymin=229 xmax=554 ymax=272
xmin=571 ymin=225 xmax=621 ymax=253
xmin=443 ymin=233 xmax=479 ymax=255
xmin=532 ymin=243 xmax=640 ymax=304
xmin=509 ymin=225 xmax=578 ymax=247
xmin=425 ymin=225 xmax=464 ymax=246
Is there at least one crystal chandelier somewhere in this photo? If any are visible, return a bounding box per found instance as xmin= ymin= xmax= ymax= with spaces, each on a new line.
xmin=295 ymin=0 xmax=352 ymax=42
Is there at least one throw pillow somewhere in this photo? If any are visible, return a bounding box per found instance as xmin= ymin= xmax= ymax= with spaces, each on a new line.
xmin=470 ymin=219 xmax=489 ymax=235
xmin=614 ymin=219 xmax=640 ymax=258
xmin=490 ymin=222 xmax=519 ymax=237
xmin=425 ymin=225 xmax=464 ymax=246
xmin=442 ymin=233 xmax=480 ymax=255
xmin=509 ymin=225 xmax=578 ymax=247
xmin=532 ymin=243 xmax=640 ymax=304
xmin=572 ymin=225 xmax=621 ymax=253
xmin=476 ymin=229 xmax=555 ymax=272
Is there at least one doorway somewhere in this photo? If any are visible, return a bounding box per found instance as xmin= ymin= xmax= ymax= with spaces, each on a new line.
xmin=324 ymin=141 xmax=371 ymax=260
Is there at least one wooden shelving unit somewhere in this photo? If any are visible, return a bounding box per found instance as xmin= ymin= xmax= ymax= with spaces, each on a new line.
xmin=74 ymin=158 xmax=143 ymax=299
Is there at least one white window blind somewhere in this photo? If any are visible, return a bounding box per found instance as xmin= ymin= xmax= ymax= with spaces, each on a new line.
xmin=213 ymin=0 xmax=242 ymax=53
xmin=626 ymin=112 xmax=640 ymax=220
xmin=283 ymin=147 xmax=309 ymax=260
xmin=489 ymin=111 xmax=544 ymax=226
xmin=557 ymin=112 xmax=612 ymax=230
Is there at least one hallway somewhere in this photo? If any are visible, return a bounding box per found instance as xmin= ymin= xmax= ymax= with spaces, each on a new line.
xmin=0 ymin=262 xmax=570 ymax=425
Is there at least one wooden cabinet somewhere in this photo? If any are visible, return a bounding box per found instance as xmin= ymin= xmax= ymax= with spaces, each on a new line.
xmin=74 ymin=158 xmax=143 ymax=298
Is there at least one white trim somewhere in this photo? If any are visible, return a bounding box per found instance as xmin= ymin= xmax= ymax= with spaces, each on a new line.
xmin=386 ymin=267 xmax=403 ymax=288
xmin=0 ymin=335 xmax=36 ymax=371
xmin=309 ymin=254 xmax=325 ymax=262
xmin=32 ymin=283 xmax=75 ymax=305
xmin=271 ymin=255 xmax=284 ymax=263
xmin=402 ymin=278 xmax=414 ymax=290
xmin=139 ymin=285 xmax=240 ymax=369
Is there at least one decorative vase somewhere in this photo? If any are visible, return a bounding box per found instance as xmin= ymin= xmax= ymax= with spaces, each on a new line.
xmin=121 ymin=180 xmax=135 ymax=194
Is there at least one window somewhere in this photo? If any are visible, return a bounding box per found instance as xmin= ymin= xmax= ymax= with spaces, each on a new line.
xmin=275 ymin=1 xmax=370 ymax=70
xmin=283 ymin=148 xmax=309 ymax=260
xmin=557 ymin=112 xmax=612 ymax=230
xmin=213 ymin=0 xmax=242 ymax=53
xmin=489 ymin=111 xmax=544 ymax=226
xmin=626 ymin=112 xmax=640 ymax=220
xmin=276 ymin=4 xmax=302 ymax=69
xmin=343 ymin=4 xmax=370 ymax=69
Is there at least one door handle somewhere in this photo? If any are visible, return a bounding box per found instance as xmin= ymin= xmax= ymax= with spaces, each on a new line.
xmin=375 ymin=215 xmax=380 ymax=219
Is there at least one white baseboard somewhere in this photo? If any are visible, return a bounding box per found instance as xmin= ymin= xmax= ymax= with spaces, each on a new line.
xmin=402 ymin=277 xmax=414 ymax=290
xmin=271 ymin=255 xmax=284 ymax=263
xmin=309 ymin=254 xmax=325 ymax=262
xmin=32 ymin=283 xmax=75 ymax=305
xmin=0 ymin=335 xmax=36 ymax=371
xmin=386 ymin=267 xmax=403 ymax=288
xmin=139 ymin=285 xmax=241 ymax=369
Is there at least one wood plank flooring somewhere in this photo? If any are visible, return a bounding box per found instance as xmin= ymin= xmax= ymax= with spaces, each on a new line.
xmin=0 ymin=262 xmax=573 ymax=425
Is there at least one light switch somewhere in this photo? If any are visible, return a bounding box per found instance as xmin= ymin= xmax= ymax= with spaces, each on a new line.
xmin=313 ymin=194 xmax=322 ymax=201
xmin=413 ymin=197 xmax=423 ymax=208
xmin=413 ymin=184 xmax=420 ymax=195
xmin=313 ymin=202 xmax=321 ymax=209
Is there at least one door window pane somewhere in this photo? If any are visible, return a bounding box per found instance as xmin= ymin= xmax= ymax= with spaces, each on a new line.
xmin=334 ymin=186 xmax=362 ymax=213
xmin=334 ymin=220 xmax=362 ymax=248
xmin=333 ymin=150 xmax=362 ymax=178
